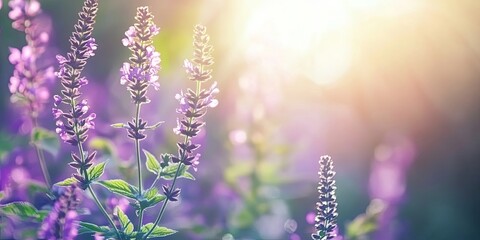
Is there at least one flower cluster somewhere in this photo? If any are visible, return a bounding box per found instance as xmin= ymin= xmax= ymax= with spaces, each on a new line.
xmin=53 ymin=0 xmax=98 ymax=146
xmin=52 ymin=0 xmax=98 ymax=190
xmin=172 ymin=25 xmax=218 ymax=171
xmin=8 ymin=0 xmax=54 ymax=119
xmin=120 ymin=6 xmax=160 ymax=105
xmin=312 ymin=155 xmax=338 ymax=240
xmin=38 ymin=185 xmax=82 ymax=240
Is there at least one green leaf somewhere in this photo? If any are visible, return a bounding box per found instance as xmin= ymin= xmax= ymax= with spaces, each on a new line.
xmin=144 ymin=187 xmax=159 ymax=199
xmin=89 ymin=137 xmax=116 ymax=156
xmin=143 ymin=149 xmax=161 ymax=175
xmin=110 ymin=123 xmax=125 ymax=128
xmin=26 ymin=180 xmax=49 ymax=198
xmin=115 ymin=207 xmax=134 ymax=235
xmin=141 ymin=188 xmax=166 ymax=210
xmin=0 ymin=191 xmax=5 ymax=201
xmin=97 ymin=179 xmax=139 ymax=199
xmin=36 ymin=209 xmax=50 ymax=222
xmin=182 ymin=171 xmax=196 ymax=180
xmin=31 ymin=127 xmax=60 ymax=156
xmin=55 ymin=177 xmax=78 ymax=186
xmin=160 ymin=163 xmax=192 ymax=180
xmin=141 ymin=223 xmax=177 ymax=238
xmin=78 ymin=221 xmax=110 ymax=235
xmin=0 ymin=202 xmax=39 ymax=220
xmin=87 ymin=161 xmax=107 ymax=181
xmin=145 ymin=121 xmax=164 ymax=130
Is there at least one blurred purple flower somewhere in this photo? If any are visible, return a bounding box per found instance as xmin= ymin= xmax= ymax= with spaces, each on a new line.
xmin=8 ymin=0 xmax=54 ymax=120
xmin=38 ymin=185 xmax=81 ymax=240
xmin=369 ymin=134 xmax=416 ymax=240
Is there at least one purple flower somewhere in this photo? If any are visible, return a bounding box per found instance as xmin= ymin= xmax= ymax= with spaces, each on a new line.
xmin=53 ymin=0 xmax=99 ymax=188
xmin=312 ymin=155 xmax=338 ymax=240
xmin=38 ymin=185 xmax=81 ymax=240
xmin=172 ymin=25 xmax=218 ymax=170
xmin=120 ymin=6 xmax=161 ymax=105
xmin=53 ymin=0 xmax=98 ymax=146
xmin=8 ymin=0 xmax=54 ymax=119
xmin=9 ymin=0 xmax=41 ymax=31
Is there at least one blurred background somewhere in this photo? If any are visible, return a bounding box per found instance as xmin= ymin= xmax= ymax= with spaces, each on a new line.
xmin=1 ymin=0 xmax=480 ymax=239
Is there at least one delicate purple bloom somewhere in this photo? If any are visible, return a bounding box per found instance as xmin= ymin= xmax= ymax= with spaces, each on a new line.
xmin=312 ymin=155 xmax=338 ymax=240
xmin=120 ymin=6 xmax=161 ymax=105
xmin=53 ymin=0 xmax=98 ymax=147
xmin=53 ymin=95 xmax=62 ymax=106
xmin=53 ymin=0 xmax=99 ymax=188
xmin=38 ymin=185 xmax=81 ymax=240
xmin=162 ymin=184 xmax=181 ymax=202
xmin=172 ymin=25 xmax=218 ymax=171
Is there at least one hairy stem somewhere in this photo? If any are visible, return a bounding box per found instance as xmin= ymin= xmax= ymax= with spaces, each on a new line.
xmin=143 ymin=163 xmax=182 ymax=239
xmin=31 ymin=110 xmax=52 ymax=191
xmin=144 ymin=81 xmax=202 ymax=239
xmin=87 ymin=185 xmax=120 ymax=238
xmin=134 ymin=103 xmax=145 ymax=230
xmin=69 ymin=98 xmax=120 ymax=237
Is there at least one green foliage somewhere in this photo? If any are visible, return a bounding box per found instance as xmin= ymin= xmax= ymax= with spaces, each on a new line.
xmin=140 ymin=188 xmax=166 ymax=210
xmin=55 ymin=177 xmax=78 ymax=186
xmin=89 ymin=137 xmax=116 ymax=156
xmin=116 ymin=207 xmax=134 ymax=235
xmin=141 ymin=223 xmax=177 ymax=238
xmin=31 ymin=127 xmax=60 ymax=156
xmin=224 ymin=162 xmax=254 ymax=184
xmin=160 ymin=163 xmax=195 ymax=180
xmin=346 ymin=199 xmax=385 ymax=239
xmin=144 ymin=149 xmax=161 ymax=175
xmin=78 ymin=221 xmax=111 ymax=235
xmin=87 ymin=161 xmax=107 ymax=181
xmin=98 ymin=179 xmax=139 ymax=199
xmin=0 ymin=202 xmax=43 ymax=222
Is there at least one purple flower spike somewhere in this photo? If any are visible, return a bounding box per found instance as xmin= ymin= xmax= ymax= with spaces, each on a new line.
xmin=172 ymin=25 xmax=218 ymax=170
xmin=38 ymin=185 xmax=81 ymax=240
xmin=53 ymin=0 xmax=98 ymax=147
xmin=312 ymin=155 xmax=338 ymax=240
xmin=120 ymin=6 xmax=161 ymax=105
xmin=52 ymin=0 xmax=99 ymax=188
xmin=8 ymin=0 xmax=54 ymax=119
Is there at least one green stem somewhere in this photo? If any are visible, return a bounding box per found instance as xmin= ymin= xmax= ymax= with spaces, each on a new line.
xmin=143 ymin=163 xmax=183 ymax=239
xmin=134 ymin=103 xmax=145 ymax=230
xmin=144 ymin=81 xmax=203 ymax=239
xmin=88 ymin=185 xmax=120 ymax=238
xmin=68 ymin=98 xmax=120 ymax=237
xmin=31 ymin=115 xmax=52 ymax=191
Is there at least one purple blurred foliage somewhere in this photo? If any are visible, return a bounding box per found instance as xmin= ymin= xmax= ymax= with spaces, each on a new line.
xmin=38 ymin=185 xmax=81 ymax=240
xmin=0 ymin=150 xmax=32 ymax=201
xmin=369 ymin=134 xmax=416 ymax=240
xmin=8 ymin=0 xmax=55 ymax=130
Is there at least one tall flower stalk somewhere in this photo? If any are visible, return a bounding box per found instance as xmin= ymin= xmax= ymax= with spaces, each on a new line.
xmin=8 ymin=0 xmax=55 ymax=190
xmin=143 ymin=24 xmax=218 ymax=240
xmin=118 ymin=6 xmax=161 ymax=228
xmin=312 ymin=155 xmax=339 ymax=240
xmin=52 ymin=0 xmax=120 ymax=237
